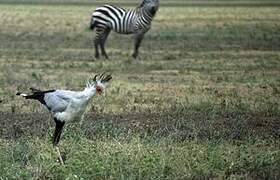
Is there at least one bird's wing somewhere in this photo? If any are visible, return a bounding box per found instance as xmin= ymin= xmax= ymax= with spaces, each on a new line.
xmin=44 ymin=91 xmax=72 ymax=113
xmin=54 ymin=90 xmax=85 ymax=100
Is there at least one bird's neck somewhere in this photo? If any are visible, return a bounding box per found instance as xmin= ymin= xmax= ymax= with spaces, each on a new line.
xmin=82 ymin=87 xmax=96 ymax=100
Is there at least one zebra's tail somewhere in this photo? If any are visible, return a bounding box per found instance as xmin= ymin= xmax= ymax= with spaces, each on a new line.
xmin=90 ymin=17 xmax=96 ymax=30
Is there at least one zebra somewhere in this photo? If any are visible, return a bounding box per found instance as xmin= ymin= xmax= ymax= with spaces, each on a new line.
xmin=90 ymin=0 xmax=159 ymax=59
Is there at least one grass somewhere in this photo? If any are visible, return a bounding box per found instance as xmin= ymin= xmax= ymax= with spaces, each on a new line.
xmin=1 ymin=137 xmax=280 ymax=179
xmin=0 ymin=0 xmax=280 ymax=179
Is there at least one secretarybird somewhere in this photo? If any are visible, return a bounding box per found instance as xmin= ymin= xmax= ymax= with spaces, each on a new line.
xmin=16 ymin=73 xmax=112 ymax=165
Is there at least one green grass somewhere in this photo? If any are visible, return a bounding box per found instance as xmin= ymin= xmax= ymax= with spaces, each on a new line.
xmin=1 ymin=137 xmax=280 ymax=179
xmin=0 ymin=0 xmax=280 ymax=179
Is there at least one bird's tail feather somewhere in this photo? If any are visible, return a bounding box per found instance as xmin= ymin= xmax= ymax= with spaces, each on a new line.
xmin=16 ymin=89 xmax=55 ymax=101
xmin=16 ymin=92 xmax=41 ymax=100
xmin=16 ymin=92 xmax=28 ymax=97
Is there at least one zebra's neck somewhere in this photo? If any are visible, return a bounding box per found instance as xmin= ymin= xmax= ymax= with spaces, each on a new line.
xmin=138 ymin=7 xmax=154 ymax=23
xmin=133 ymin=7 xmax=154 ymax=31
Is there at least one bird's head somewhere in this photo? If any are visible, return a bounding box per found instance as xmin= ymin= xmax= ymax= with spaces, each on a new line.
xmin=86 ymin=73 xmax=112 ymax=95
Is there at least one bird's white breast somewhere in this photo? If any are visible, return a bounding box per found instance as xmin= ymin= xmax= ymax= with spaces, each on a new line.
xmin=54 ymin=97 xmax=90 ymax=122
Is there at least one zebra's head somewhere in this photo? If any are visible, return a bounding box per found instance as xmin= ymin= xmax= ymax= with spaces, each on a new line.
xmin=139 ymin=0 xmax=159 ymax=16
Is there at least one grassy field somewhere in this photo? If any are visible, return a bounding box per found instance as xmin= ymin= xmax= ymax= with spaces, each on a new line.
xmin=0 ymin=0 xmax=280 ymax=179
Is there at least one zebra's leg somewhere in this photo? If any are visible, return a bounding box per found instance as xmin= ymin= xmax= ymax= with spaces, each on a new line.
xmin=100 ymin=28 xmax=111 ymax=59
xmin=94 ymin=27 xmax=104 ymax=59
xmin=132 ymin=32 xmax=145 ymax=59
xmin=94 ymin=36 xmax=100 ymax=59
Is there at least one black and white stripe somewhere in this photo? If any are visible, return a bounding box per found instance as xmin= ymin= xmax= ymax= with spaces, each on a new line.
xmin=90 ymin=0 xmax=159 ymax=59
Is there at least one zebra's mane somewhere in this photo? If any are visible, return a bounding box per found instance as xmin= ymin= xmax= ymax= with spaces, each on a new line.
xmin=138 ymin=0 xmax=146 ymax=8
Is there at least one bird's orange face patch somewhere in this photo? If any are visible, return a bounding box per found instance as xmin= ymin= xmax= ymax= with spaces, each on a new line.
xmin=96 ymin=85 xmax=103 ymax=94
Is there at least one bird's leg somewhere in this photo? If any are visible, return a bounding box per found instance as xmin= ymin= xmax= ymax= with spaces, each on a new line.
xmin=53 ymin=118 xmax=65 ymax=165
xmin=53 ymin=118 xmax=65 ymax=146
xmin=55 ymin=146 xmax=64 ymax=165
xmin=79 ymin=114 xmax=85 ymax=127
